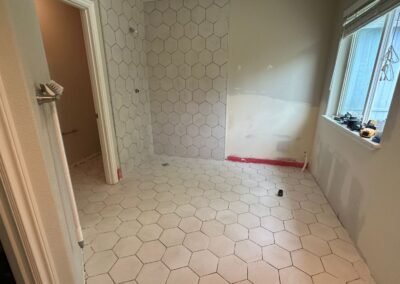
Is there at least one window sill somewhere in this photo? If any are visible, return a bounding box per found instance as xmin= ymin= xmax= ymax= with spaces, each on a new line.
xmin=322 ymin=115 xmax=381 ymax=151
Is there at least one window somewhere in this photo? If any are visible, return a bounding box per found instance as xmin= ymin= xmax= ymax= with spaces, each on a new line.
xmin=334 ymin=6 xmax=400 ymax=135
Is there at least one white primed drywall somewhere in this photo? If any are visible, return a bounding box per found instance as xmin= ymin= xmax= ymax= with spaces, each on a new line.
xmin=226 ymin=0 xmax=337 ymax=161
xmin=311 ymin=1 xmax=400 ymax=283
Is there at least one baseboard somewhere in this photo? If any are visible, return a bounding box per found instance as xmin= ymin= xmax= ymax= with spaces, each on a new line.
xmin=70 ymin=152 xmax=101 ymax=168
xmin=226 ymin=155 xmax=306 ymax=168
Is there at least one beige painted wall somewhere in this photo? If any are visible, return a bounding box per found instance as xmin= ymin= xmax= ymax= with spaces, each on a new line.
xmin=36 ymin=0 xmax=101 ymax=165
xmin=311 ymin=1 xmax=400 ymax=283
xmin=226 ymin=0 xmax=337 ymax=161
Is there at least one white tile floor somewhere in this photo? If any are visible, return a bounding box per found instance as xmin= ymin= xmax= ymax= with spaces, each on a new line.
xmin=71 ymin=155 xmax=376 ymax=284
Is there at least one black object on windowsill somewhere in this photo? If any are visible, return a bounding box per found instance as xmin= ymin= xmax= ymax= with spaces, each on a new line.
xmin=347 ymin=117 xmax=362 ymax=131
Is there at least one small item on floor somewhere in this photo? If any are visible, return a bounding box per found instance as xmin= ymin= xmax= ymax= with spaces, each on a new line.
xmin=277 ymin=189 xmax=284 ymax=197
xmin=161 ymin=162 xmax=169 ymax=167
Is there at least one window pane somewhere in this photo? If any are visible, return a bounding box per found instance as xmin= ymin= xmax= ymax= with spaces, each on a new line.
xmin=340 ymin=16 xmax=386 ymax=116
xmin=369 ymin=11 xmax=400 ymax=122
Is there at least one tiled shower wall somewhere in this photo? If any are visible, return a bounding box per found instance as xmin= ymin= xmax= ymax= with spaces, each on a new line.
xmin=144 ymin=0 xmax=230 ymax=160
xmin=99 ymin=0 xmax=153 ymax=172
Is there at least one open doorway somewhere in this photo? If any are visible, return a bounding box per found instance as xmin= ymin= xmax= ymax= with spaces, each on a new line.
xmin=35 ymin=0 xmax=119 ymax=185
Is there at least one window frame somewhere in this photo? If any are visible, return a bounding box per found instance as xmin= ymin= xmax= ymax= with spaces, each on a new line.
xmin=336 ymin=10 xmax=398 ymax=124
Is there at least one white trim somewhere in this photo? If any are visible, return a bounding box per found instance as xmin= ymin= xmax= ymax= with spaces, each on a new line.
xmin=363 ymin=11 xmax=396 ymax=122
xmin=322 ymin=115 xmax=381 ymax=150
xmin=61 ymin=0 xmax=120 ymax=185
xmin=47 ymin=102 xmax=85 ymax=245
xmin=344 ymin=0 xmax=379 ymax=20
xmin=0 ymin=73 xmax=54 ymax=283
xmin=0 ymin=162 xmax=35 ymax=284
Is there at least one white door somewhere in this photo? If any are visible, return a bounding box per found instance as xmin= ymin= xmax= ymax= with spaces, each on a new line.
xmin=0 ymin=0 xmax=84 ymax=282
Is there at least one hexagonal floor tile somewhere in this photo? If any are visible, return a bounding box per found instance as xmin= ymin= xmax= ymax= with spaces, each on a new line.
xmin=261 ymin=216 xmax=284 ymax=232
xmin=284 ymin=219 xmax=310 ymax=236
xmin=209 ymin=199 xmax=229 ymax=211
xmin=109 ymin=255 xmax=142 ymax=283
xmin=274 ymin=231 xmax=301 ymax=251
xmin=317 ymin=212 xmax=341 ymax=227
xmin=229 ymin=201 xmax=249 ymax=214
xmin=189 ymin=250 xmax=218 ymax=276
xmin=262 ymin=244 xmax=292 ymax=269
xmin=293 ymin=209 xmax=317 ymax=224
xmin=100 ymin=205 xmax=123 ymax=217
xmin=313 ymin=273 xmax=345 ymax=284
xmin=136 ymin=262 xmax=170 ymax=284
xmin=330 ymin=239 xmax=361 ymax=262
xmin=235 ymin=240 xmax=262 ymax=262
xmin=86 ymin=274 xmax=113 ymax=284
xmin=271 ymin=207 xmax=293 ymax=221
xmin=75 ymin=151 xmax=374 ymax=284
xmin=137 ymin=224 xmax=163 ymax=241
xmin=91 ymin=232 xmax=119 ymax=252
xmin=238 ymin=213 xmax=260 ymax=228
xmin=195 ymin=207 xmax=217 ymax=221
xmin=249 ymin=204 xmax=270 ymax=217
xmin=279 ymin=266 xmax=312 ymax=284
xmin=167 ymin=267 xmax=198 ymax=284
xmin=249 ymin=227 xmax=274 ymax=246
xmin=85 ymin=250 xmax=117 ymax=277
xmin=216 ymin=209 xmax=237 ymax=224
xmin=248 ymin=261 xmax=279 ymax=284
xmin=176 ymin=204 xmax=196 ymax=217
xmin=184 ymin=231 xmax=209 ymax=251
xmin=292 ymin=249 xmax=324 ymax=275
xmin=160 ymin=228 xmax=185 ymax=247
xmin=113 ymin=236 xmax=142 ymax=257
xmin=162 ymin=245 xmax=191 ymax=269
xmin=95 ymin=216 xmax=121 ymax=233
xmin=158 ymin=213 xmax=181 ymax=229
xmin=224 ymin=223 xmax=248 ymax=241
xmin=116 ymin=220 xmax=142 ymax=237
xmin=309 ymin=223 xmax=337 ymax=241
xmin=156 ymin=201 xmax=177 ymax=214
xmin=217 ymin=255 xmax=247 ymax=283
xmin=119 ymin=207 xmax=141 ymax=221
xmin=138 ymin=199 xmax=159 ymax=211
xmin=138 ymin=210 xmax=161 ymax=225
xmin=208 ymin=235 xmax=234 ymax=257
xmin=301 ymin=235 xmax=331 ymax=257
xmin=137 ymin=240 xmax=166 ymax=263
xmin=199 ymin=273 xmax=228 ymax=284
xmin=201 ymin=220 xmax=224 ymax=237
xmin=322 ymin=254 xmax=359 ymax=282
xmin=179 ymin=216 xmax=202 ymax=233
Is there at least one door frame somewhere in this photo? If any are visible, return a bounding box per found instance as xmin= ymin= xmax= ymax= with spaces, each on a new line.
xmin=0 ymin=72 xmax=54 ymax=283
xmin=61 ymin=0 xmax=120 ymax=185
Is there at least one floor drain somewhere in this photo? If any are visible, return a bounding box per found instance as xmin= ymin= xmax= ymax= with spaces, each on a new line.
xmin=161 ymin=163 xmax=169 ymax=167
